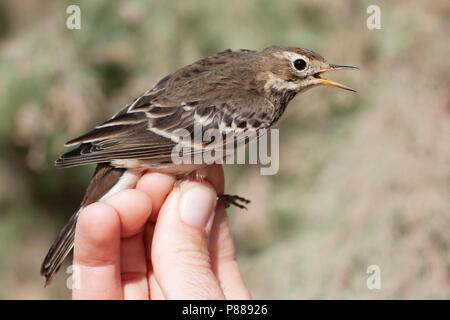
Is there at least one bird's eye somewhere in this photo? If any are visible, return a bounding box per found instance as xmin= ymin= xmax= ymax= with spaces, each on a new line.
xmin=293 ymin=59 xmax=307 ymax=71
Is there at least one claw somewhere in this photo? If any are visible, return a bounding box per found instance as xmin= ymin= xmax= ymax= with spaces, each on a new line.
xmin=218 ymin=194 xmax=251 ymax=210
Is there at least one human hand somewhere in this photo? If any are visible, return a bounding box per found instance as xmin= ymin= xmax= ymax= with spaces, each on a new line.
xmin=71 ymin=164 xmax=251 ymax=299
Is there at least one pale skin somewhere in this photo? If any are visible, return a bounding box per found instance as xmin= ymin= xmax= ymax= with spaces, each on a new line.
xmin=72 ymin=164 xmax=251 ymax=299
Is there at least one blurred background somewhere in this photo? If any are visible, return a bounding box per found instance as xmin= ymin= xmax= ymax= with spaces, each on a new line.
xmin=0 ymin=0 xmax=449 ymax=299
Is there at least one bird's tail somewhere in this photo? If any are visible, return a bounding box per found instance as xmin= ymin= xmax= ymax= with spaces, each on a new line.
xmin=40 ymin=164 xmax=141 ymax=286
xmin=40 ymin=207 xmax=81 ymax=287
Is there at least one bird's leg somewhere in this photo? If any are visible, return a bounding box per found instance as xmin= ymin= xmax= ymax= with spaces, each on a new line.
xmin=180 ymin=169 xmax=251 ymax=210
xmin=174 ymin=168 xmax=208 ymax=186
xmin=217 ymin=194 xmax=251 ymax=210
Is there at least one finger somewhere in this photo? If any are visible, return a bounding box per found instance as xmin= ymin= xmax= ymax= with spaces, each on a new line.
xmin=105 ymin=189 xmax=152 ymax=299
xmin=204 ymin=165 xmax=250 ymax=298
xmin=203 ymin=164 xmax=225 ymax=195
xmin=210 ymin=203 xmax=251 ymax=299
xmin=72 ymin=203 xmax=122 ymax=300
xmin=105 ymin=189 xmax=152 ymax=238
xmin=120 ymin=234 xmax=148 ymax=299
xmin=152 ymin=181 xmax=225 ymax=299
xmin=136 ymin=171 xmax=175 ymax=299
xmin=136 ymin=172 xmax=175 ymax=222
xmin=144 ymin=222 xmax=166 ymax=299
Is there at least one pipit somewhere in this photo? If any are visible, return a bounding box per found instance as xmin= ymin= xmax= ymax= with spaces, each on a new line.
xmin=41 ymin=45 xmax=357 ymax=285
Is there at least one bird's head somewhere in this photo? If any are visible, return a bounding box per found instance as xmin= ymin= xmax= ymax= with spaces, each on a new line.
xmin=256 ymin=45 xmax=358 ymax=97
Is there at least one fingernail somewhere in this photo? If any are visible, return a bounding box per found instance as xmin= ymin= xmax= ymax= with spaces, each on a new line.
xmin=179 ymin=185 xmax=216 ymax=229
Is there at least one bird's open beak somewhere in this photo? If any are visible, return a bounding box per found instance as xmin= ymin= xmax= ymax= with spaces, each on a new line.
xmin=312 ymin=64 xmax=359 ymax=92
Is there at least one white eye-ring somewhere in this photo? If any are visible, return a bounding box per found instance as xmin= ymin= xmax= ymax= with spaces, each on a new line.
xmin=274 ymin=51 xmax=309 ymax=71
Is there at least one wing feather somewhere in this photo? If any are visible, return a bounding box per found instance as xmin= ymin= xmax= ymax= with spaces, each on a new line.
xmin=56 ymin=49 xmax=274 ymax=168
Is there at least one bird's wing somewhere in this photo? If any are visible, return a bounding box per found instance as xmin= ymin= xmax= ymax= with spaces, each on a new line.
xmin=55 ymin=89 xmax=274 ymax=168
xmin=55 ymin=48 xmax=273 ymax=168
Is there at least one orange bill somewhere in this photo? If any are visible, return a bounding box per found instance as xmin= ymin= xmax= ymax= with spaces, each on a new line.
xmin=314 ymin=64 xmax=359 ymax=92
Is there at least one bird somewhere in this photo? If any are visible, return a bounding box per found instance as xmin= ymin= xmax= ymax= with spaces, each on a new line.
xmin=41 ymin=45 xmax=358 ymax=285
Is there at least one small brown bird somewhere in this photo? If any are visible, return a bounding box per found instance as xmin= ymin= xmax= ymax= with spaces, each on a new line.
xmin=41 ymin=45 xmax=357 ymax=285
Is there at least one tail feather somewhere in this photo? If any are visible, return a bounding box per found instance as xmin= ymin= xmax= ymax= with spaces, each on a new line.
xmin=40 ymin=164 xmax=140 ymax=285
xmin=40 ymin=208 xmax=81 ymax=286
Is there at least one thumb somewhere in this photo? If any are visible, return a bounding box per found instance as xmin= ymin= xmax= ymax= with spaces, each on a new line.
xmin=151 ymin=180 xmax=225 ymax=299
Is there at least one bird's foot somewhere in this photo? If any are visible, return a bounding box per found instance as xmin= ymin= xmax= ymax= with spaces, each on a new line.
xmin=218 ymin=194 xmax=251 ymax=210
